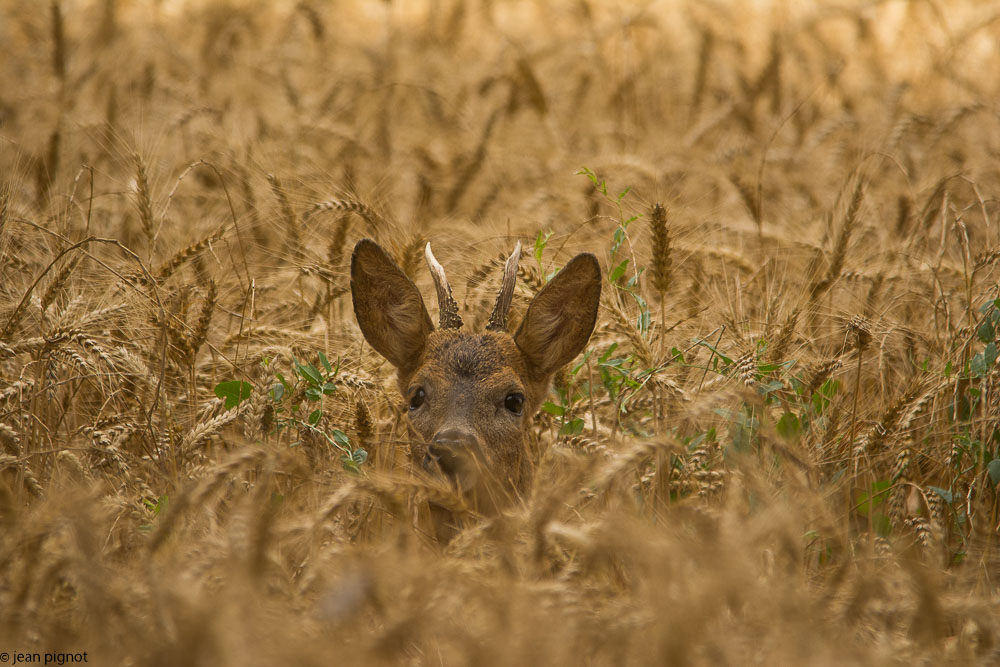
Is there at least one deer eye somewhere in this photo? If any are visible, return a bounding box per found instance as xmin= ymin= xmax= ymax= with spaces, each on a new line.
xmin=409 ymin=387 xmax=426 ymax=411
xmin=504 ymin=392 xmax=524 ymax=416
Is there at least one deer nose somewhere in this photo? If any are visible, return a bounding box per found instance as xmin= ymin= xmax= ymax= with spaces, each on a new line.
xmin=423 ymin=428 xmax=481 ymax=489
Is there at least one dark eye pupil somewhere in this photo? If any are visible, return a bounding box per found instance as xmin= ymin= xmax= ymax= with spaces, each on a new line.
xmin=504 ymin=393 xmax=524 ymax=415
xmin=409 ymin=387 xmax=425 ymax=410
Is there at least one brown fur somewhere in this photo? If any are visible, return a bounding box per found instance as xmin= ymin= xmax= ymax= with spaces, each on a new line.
xmin=351 ymin=239 xmax=601 ymax=517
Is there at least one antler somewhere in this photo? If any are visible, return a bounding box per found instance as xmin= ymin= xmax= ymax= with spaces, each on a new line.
xmin=425 ymin=243 xmax=464 ymax=329
xmin=486 ymin=241 xmax=521 ymax=332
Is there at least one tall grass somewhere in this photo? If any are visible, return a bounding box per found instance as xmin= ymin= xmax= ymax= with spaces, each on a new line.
xmin=2 ymin=0 xmax=1000 ymax=663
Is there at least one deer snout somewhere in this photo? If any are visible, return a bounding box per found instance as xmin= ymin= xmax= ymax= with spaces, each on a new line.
xmin=423 ymin=428 xmax=482 ymax=491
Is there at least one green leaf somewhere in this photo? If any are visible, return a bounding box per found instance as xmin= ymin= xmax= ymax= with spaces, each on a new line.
xmin=609 ymin=259 xmax=629 ymax=283
xmin=988 ymin=459 xmax=1000 ymax=487
xmin=541 ymin=402 xmax=565 ymax=417
xmin=318 ymin=351 xmax=333 ymax=373
xmin=215 ymin=380 xmax=252 ymax=409
xmin=559 ymin=418 xmax=585 ymax=436
xmin=819 ymin=379 xmax=841 ymax=398
xmin=296 ymin=362 xmax=324 ymax=387
xmin=687 ymin=431 xmax=707 ymax=451
xmin=856 ymin=480 xmax=891 ymax=516
xmin=712 ymin=407 xmax=741 ymax=421
xmin=971 ymin=352 xmax=988 ymax=378
xmin=979 ymin=318 xmax=996 ymax=343
xmin=636 ymin=310 xmax=651 ymax=333
xmin=625 ymin=266 xmax=645 ymax=288
xmin=145 ymin=494 xmax=168 ymax=516
xmin=575 ymin=167 xmax=598 ymax=186
xmin=308 ymin=409 xmax=322 ymax=425
xmin=599 ymin=343 xmax=619 ymax=363
xmin=928 ymin=485 xmax=953 ymax=505
xmin=534 ymin=229 xmax=552 ymax=265
xmin=305 ymin=387 xmax=321 ymax=401
xmin=332 ymin=429 xmax=351 ymax=449
xmin=340 ymin=447 xmax=368 ymax=473
xmin=760 ymin=380 xmax=784 ymax=394
xmin=270 ymin=382 xmax=284 ymax=401
xmin=322 ymin=382 xmax=337 ymax=395
xmin=776 ymin=412 xmax=801 ymax=440
xmin=986 ymin=342 xmax=998 ymax=366
xmin=729 ymin=418 xmax=754 ymax=451
xmin=944 ymin=361 xmax=952 ymax=379
xmin=612 ymin=227 xmax=626 ymax=254
xmin=694 ymin=338 xmax=734 ymax=365
xmin=276 ymin=372 xmax=289 ymax=390
xmin=571 ymin=348 xmax=592 ymax=376
xmin=617 ymin=186 xmax=632 ymax=200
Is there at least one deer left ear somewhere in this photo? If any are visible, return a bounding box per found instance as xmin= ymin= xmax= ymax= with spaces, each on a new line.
xmin=351 ymin=239 xmax=434 ymax=371
xmin=514 ymin=253 xmax=601 ymax=378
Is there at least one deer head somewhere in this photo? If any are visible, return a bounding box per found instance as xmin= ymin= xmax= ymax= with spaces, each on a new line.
xmin=350 ymin=238 xmax=601 ymax=515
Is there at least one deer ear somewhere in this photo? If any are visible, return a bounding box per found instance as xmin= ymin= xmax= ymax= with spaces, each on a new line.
xmin=515 ymin=253 xmax=601 ymax=378
xmin=351 ymin=239 xmax=434 ymax=371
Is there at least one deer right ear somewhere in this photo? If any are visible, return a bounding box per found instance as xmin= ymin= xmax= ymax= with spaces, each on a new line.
xmin=515 ymin=253 xmax=601 ymax=378
xmin=351 ymin=239 xmax=434 ymax=371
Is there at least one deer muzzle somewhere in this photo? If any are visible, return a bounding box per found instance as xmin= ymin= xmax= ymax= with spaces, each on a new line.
xmin=423 ymin=427 xmax=484 ymax=492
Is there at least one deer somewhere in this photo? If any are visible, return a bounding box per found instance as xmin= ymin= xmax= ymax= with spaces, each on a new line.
xmin=350 ymin=238 xmax=601 ymax=535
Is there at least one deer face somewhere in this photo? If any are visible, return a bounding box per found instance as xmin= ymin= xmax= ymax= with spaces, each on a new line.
xmin=350 ymin=239 xmax=601 ymax=511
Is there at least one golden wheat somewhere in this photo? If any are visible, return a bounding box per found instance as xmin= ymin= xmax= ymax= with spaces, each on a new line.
xmin=1 ymin=1 xmax=999 ymax=664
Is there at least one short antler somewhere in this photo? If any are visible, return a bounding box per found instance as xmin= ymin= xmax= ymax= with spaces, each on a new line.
xmin=486 ymin=241 xmax=521 ymax=332
xmin=425 ymin=243 xmax=464 ymax=329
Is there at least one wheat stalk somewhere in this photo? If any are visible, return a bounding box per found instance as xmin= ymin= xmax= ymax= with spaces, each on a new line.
xmin=132 ymin=152 xmax=155 ymax=250
xmin=267 ymin=173 xmax=301 ymax=259
xmin=810 ymin=177 xmax=865 ymax=301
xmin=304 ymin=196 xmax=388 ymax=233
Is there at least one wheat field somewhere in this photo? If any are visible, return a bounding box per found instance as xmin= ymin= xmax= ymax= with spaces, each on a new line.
xmin=2 ymin=0 xmax=1000 ymax=664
